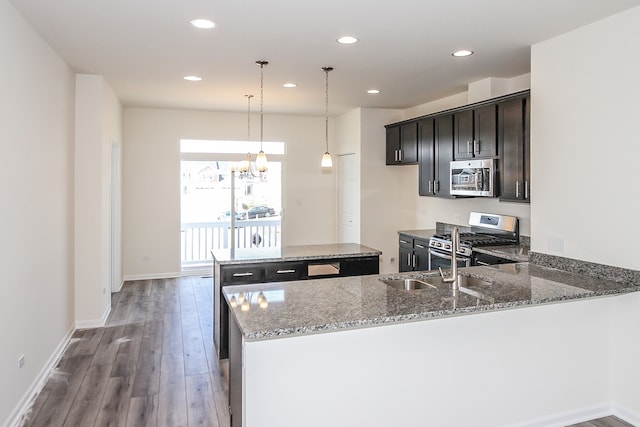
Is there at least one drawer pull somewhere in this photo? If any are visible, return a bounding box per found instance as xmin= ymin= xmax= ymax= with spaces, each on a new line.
xmin=276 ymin=269 xmax=297 ymax=274
xmin=232 ymin=272 xmax=254 ymax=277
xmin=415 ymin=244 xmax=425 ymax=249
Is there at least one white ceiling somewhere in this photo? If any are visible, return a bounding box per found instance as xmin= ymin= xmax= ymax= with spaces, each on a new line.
xmin=10 ymin=0 xmax=640 ymax=116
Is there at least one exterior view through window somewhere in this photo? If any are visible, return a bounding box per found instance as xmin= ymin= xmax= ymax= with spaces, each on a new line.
xmin=180 ymin=139 xmax=283 ymax=272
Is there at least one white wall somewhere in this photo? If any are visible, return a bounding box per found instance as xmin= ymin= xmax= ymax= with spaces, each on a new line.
xmin=530 ymin=6 xmax=640 ymax=270
xmin=244 ymin=295 xmax=621 ymax=427
xmin=74 ymin=75 xmax=122 ymax=327
xmin=0 ymin=0 xmax=75 ymax=424
xmin=530 ymin=7 xmax=640 ymax=419
xmin=122 ymin=108 xmax=335 ymax=279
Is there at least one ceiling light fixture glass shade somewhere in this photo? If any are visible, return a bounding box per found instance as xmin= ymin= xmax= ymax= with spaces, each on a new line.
xmin=239 ymin=94 xmax=253 ymax=174
xmin=256 ymin=60 xmax=269 ymax=173
xmin=321 ymin=66 xmax=333 ymax=168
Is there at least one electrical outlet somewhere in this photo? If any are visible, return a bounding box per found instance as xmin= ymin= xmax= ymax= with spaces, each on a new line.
xmin=19 ymin=354 xmax=25 ymax=369
xmin=390 ymin=257 xmax=395 ymax=265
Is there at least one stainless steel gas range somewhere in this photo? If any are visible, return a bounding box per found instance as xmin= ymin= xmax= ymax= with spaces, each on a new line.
xmin=428 ymin=212 xmax=519 ymax=271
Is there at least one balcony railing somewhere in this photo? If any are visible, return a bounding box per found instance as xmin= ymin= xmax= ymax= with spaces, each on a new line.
xmin=181 ymin=219 xmax=281 ymax=269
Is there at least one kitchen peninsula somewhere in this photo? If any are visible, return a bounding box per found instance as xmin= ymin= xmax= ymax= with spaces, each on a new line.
xmin=212 ymin=243 xmax=381 ymax=358
xmin=224 ymin=259 xmax=640 ymax=427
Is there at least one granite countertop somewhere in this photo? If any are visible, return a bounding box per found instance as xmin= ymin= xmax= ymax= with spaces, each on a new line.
xmin=472 ymin=244 xmax=530 ymax=262
xmin=211 ymin=243 xmax=382 ymax=265
xmin=223 ymin=262 xmax=639 ymax=341
xmin=398 ymin=229 xmax=437 ymax=241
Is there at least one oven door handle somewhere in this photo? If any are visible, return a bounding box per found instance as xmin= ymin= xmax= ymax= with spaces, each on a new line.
xmin=429 ymin=249 xmax=469 ymax=264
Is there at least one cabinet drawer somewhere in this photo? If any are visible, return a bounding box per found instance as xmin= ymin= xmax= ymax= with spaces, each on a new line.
xmin=413 ymin=238 xmax=429 ymax=251
xmin=399 ymin=235 xmax=413 ymax=249
xmin=265 ymin=261 xmax=307 ymax=282
xmin=222 ymin=265 xmax=265 ymax=284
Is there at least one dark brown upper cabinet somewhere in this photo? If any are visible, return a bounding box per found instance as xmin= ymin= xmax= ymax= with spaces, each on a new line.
xmin=386 ymin=121 xmax=418 ymax=165
xmin=499 ymin=96 xmax=530 ymax=202
xmin=419 ymin=115 xmax=454 ymax=197
xmin=454 ymin=104 xmax=497 ymax=159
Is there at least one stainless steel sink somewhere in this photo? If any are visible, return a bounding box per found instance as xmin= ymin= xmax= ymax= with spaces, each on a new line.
xmin=380 ymin=278 xmax=438 ymax=291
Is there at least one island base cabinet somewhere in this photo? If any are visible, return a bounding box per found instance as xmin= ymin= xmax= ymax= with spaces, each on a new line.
xmin=239 ymin=296 xmax=622 ymax=427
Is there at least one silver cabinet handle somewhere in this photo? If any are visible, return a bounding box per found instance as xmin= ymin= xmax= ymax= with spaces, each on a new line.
xmin=394 ymin=150 xmax=398 ymax=162
xmin=415 ymin=244 xmax=426 ymax=249
xmin=400 ymin=240 xmax=409 ymax=245
xmin=407 ymin=254 xmax=411 ymax=267
xmin=525 ymin=181 xmax=529 ymax=199
xmin=233 ymin=272 xmax=253 ymax=277
xmin=515 ymin=181 xmax=520 ymax=198
xmin=412 ymin=254 xmax=416 ymax=268
xmin=428 ymin=180 xmax=433 ymax=194
xmin=435 ymin=181 xmax=440 ymax=193
xmin=474 ymin=139 xmax=480 ymax=154
xmin=476 ymin=261 xmax=491 ymax=266
xmin=398 ymin=150 xmax=403 ymax=162
xmin=276 ymin=269 xmax=296 ymax=274
xmin=467 ymin=140 xmax=472 ymax=154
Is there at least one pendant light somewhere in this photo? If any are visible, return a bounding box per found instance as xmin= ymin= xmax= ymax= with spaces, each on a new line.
xmin=239 ymin=94 xmax=253 ymax=174
xmin=255 ymin=60 xmax=269 ymax=173
xmin=321 ymin=66 xmax=333 ymax=168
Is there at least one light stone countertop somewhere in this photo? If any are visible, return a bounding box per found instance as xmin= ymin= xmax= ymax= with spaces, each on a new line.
xmin=223 ymin=262 xmax=640 ymax=341
xmin=211 ymin=243 xmax=382 ymax=265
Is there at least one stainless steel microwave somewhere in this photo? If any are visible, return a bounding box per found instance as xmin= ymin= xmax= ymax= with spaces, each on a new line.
xmin=450 ymin=159 xmax=496 ymax=197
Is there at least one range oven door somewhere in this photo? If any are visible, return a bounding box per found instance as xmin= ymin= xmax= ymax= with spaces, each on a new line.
xmin=428 ymin=248 xmax=471 ymax=271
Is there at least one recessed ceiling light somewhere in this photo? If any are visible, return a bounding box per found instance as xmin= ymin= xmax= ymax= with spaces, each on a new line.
xmin=184 ymin=75 xmax=202 ymax=81
xmin=190 ymin=19 xmax=215 ymax=29
xmin=283 ymin=83 xmax=297 ymax=88
xmin=367 ymin=89 xmax=380 ymax=94
xmin=452 ymin=49 xmax=473 ymax=57
xmin=337 ymin=36 xmax=359 ymax=45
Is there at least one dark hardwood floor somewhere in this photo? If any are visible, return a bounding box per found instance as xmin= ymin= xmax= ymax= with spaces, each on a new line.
xmin=15 ymin=277 xmax=636 ymax=427
xmin=20 ymin=276 xmax=229 ymax=427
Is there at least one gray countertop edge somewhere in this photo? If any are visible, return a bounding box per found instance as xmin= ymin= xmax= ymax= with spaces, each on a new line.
xmin=224 ymin=273 xmax=640 ymax=342
xmin=212 ymin=244 xmax=382 ymax=265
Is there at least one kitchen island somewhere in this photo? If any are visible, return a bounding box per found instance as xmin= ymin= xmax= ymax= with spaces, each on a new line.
xmin=212 ymin=243 xmax=381 ymax=358
xmin=224 ymin=260 xmax=640 ymax=427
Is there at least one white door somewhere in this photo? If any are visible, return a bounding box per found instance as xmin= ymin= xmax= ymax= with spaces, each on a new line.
xmin=337 ymin=153 xmax=359 ymax=243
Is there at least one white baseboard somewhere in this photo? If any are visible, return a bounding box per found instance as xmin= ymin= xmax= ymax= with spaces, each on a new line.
xmin=122 ymin=271 xmax=180 ymax=282
xmin=508 ymin=404 xmax=614 ymax=427
xmin=4 ymin=325 xmax=75 ymax=427
xmin=75 ymin=303 xmax=111 ymax=329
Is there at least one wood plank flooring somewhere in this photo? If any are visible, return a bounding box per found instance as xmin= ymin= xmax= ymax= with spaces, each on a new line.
xmin=20 ymin=276 xmax=229 ymax=427
xmin=15 ymin=277 xmax=637 ymax=427
xmin=569 ymin=416 xmax=636 ymax=427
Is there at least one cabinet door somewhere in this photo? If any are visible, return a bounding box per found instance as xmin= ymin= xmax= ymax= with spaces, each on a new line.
xmin=399 ymin=122 xmax=418 ymax=164
xmin=498 ymin=98 xmax=526 ymax=201
xmin=523 ymin=96 xmax=530 ymax=200
xmin=454 ymin=110 xmax=474 ymax=159
xmin=386 ymin=126 xmax=400 ymax=164
xmin=413 ymin=239 xmax=430 ymax=271
xmin=474 ymin=104 xmax=498 ymax=158
xmin=418 ymin=118 xmax=435 ymax=196
xmin=399 ymin=246 xmax=413 ymax=272
xmin=434 ymin=114 xmax=454 ymax=197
